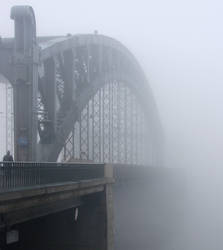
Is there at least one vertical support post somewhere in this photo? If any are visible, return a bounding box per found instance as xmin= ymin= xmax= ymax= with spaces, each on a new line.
xmin=5 ymin=83 xmax=14 ymax=154
xmin=102 ymin=86 xmax=105 ymax=162
xmin=5 ymin=83 xmax=8 ymax=152
xmin=108 ymin=82 xmax=111 ymax=163
xmin=87 ymin=102 xmax=89 ymax=160
xmin=99 ymin=88 xmax=102 ymax=162
xmin=73 ymin=165 xmax=114 ymax=250
xmin=98 ymin=45 xmax=103 ymax=163
xmin=80 ymin=106 xmax=88 ymax=161
xmin=117 ymin=84 xmax=120 ymax=163
xmin=111 ymin=82 xmax=114 ymax=163
xmin=63 ymin=143 xmax=66 ymax=161
xmin=130 ymin=91 xmax=133 ymax=164
xmin=135 ymin=102 xmax=138 ymax=165
xmin=92 ymin=96 xmax=95 ymax=161
xmin=72 ymin=126 xmax=75 ymax=159
xmin=124 ymin=85 xmax=127 ymax=163
xmin=79 ymin=112 xmax=82 ymax=159
xmin=92 ymin=91 xmax=100 ymax=162
xmin=11 ymin=6 xmax=39 ymax=161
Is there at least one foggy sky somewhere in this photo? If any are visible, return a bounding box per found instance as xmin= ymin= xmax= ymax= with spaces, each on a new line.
xmin=1 ymin=0 xmax=223 ymax=168
xmin=1 ymin=1 xmax=223 ymax=249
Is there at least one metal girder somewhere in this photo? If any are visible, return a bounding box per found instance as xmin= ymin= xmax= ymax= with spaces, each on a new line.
xmin=10 ymin=6 xmax=39 ymax=161
xmin=5 ymin=83 xmax=14 ymax=154
xmin=60 ymin=79 xmax=155 ymax=166
xmin=0 ymin=5 xmax=163 ymax=166
xmin=41 ymin=70 xmax=162 ymax=166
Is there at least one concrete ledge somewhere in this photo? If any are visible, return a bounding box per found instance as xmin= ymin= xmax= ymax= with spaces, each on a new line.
xmin=0 ymin=178 xmax=114 ymax=214
xmin=0 ymin=177 xmax=114 ymax=202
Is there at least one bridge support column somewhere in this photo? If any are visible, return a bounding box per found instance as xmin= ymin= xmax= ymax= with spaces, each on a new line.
xmin=11 ymin=6 xmax=39 ymax=161
xmin=5 ymin=187 xmax=114 ymax=250
xmin=73 ymin=185 xmax=113 ymax=250
xmin=73 ymin=165 xmax=114 ymax=250
xmin=26 ymin=189 xmax=112 ymax=250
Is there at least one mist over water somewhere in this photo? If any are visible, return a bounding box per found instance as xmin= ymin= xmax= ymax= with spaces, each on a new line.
xmin=1 ymin=0 xmax=223 ymax=249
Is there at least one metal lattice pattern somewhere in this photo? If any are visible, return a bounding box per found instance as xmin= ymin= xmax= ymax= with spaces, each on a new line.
xmin=59 ymin=81 xmax=150 ymax=165
xmin=5 ymin=83 xmax=14 ymax=154
xmin=0 ymin=7 xmax=162 ymax=164
xmin=34 ymin=36 xmax=162 ymax=165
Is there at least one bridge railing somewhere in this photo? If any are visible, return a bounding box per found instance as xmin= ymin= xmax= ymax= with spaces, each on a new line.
xmin=0 ymin=162 xmax=105 ymax=190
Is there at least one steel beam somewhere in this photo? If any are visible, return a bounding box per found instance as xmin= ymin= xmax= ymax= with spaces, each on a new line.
xmin=11 ymin=6 xmax=39 ymax=161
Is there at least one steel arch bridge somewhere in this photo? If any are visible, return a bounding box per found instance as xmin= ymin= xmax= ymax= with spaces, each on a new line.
xmin=0 ymin=6 xmax=163 ymax=166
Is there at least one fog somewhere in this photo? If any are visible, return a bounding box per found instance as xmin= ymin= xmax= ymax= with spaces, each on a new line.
xmin=1 ymin=0 xmax=223 ymax=249
xmin=1 ymin=0 xmax=223 ymax=168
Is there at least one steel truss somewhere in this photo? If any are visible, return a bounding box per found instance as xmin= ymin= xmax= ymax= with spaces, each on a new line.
xmin=36 ymin=41 xmax=160 ymax=165
xmin=59 ymin=81 xmax=150 ymax=165
xmin=5 ymin=83 xmax=14 ymax=154
xmin=0 ymin=6 xmax=162 ymax=164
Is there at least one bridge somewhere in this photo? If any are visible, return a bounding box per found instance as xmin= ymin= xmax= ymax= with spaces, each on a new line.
xmin=0 ymin=162 xmax=114 ymax=250
xmin=0 ymin=5 xmax=165 ymax=250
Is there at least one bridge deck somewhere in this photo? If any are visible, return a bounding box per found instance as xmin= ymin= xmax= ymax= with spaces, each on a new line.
xmin=0 ymin=178 xmax=113 ymax=227
xmin=0 ymin=162 xmax=106 ymax=190
xmin=0 ymin=162 xmax=114 ymax=227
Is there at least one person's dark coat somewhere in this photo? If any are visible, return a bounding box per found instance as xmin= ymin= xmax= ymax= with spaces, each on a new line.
xmin=3 ymin=154 xmax=13 ymax=162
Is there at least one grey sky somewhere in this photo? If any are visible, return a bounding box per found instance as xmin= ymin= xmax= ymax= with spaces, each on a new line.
xmin=1 ymin=1 xmax=223 ymax=248
xmin=1 ymin=0 xmax=223 ymax=168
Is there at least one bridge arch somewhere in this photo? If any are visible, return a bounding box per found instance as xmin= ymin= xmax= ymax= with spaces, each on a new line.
xmin=0 ymin=5 xmax=163 ymax=165
xmin=37 ymin=35 xmax=162 ymax=165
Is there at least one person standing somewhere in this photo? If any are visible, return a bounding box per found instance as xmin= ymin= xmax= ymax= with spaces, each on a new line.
xmin=3 ymin=150 xmax=14 ymax=175
xmin=2 ymin=151 xmax=14 ymax=185
xmin=3 ymin=151 xmax=13 ymax=162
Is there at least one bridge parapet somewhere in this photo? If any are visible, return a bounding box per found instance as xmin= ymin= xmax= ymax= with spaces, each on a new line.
xmin=0 ymin=163 xmax=114 ymax=250
xmin=0 ymin=162 xmax=112 ymax=191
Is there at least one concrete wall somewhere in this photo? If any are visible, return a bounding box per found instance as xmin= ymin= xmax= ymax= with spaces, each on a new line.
xmin=5 ymin=185 xmax=113 ymax=250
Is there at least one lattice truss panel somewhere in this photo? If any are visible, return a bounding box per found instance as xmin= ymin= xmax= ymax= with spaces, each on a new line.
xmin=59 ymin=81 xmax=151 ymax=165
xmin=5 ymin=83 xmax=14 ymax=154
xmin=36 ymin=40 xmax=158 ymax=164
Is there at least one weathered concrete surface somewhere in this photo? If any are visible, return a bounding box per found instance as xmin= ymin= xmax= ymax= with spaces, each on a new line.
xmin=4 ymin=185 xmax=113 ymax=250
xmin=0 ymin=178 xmax=113 ymax=214
xmin=0 ymin=174 xmax=114 ymax=250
